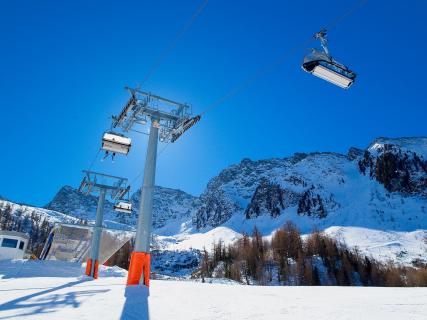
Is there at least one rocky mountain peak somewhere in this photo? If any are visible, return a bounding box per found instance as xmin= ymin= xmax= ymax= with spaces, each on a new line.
xmin=347 ymin=147 xmax=364 ymax=160
xmin=359 ymin=137 xmax=427 ymax=195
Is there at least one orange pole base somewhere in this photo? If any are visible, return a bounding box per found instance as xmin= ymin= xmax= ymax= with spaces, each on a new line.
xmin=85 ymin=259 xmax=92 ymax=276
xmin=93 ymin=260 xmax=99 ymax=279
xmin=126 ymin=252 xmax=150 ymax=287
xmin=85 ymin=258 xmax=99 ymax=279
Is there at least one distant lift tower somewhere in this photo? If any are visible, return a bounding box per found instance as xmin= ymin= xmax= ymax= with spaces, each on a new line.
xmin=78 ymin=170 xmax=130 ymax=279
xmin=112 ymin=87 xmax=200 ymax=287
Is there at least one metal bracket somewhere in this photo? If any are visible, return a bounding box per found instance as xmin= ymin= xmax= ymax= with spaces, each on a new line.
xmin=314 ymin=29 xmax=330 ymax=57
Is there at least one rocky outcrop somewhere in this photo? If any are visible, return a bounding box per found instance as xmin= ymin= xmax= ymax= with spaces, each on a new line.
xmin=131 ymin=186 xmax=196 ymax=229
xmin=194 ymin=189 xmax=241 ymax=229
xmin=297 ymin=187 xmax=327 ymax=219
xmin=358 ymin=138 xmax=427 ymax=195
xmin=245 ymin=180 xmax=300 ymax=219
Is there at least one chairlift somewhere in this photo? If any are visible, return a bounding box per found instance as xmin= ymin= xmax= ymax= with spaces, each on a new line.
xmin=114 ymin=201 xmax=132 ymax=214
xmin=101 ymin=131 xmax=131 ymax=158
xmin=302 ymin=29 xmax=356 ymax=89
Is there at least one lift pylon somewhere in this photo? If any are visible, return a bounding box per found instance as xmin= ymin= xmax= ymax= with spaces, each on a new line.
xmin=78 ymin=170 xmax=131 ymax=279
xmin=112 ymin=87 xmax=199 ymax=287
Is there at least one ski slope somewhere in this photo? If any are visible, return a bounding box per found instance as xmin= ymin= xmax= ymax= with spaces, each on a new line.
xmin=1 ymin=260 xmax=426 ymax=320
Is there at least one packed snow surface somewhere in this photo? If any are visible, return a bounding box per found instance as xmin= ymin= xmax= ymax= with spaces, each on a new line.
xmin=1 ymin=260 xmax=426 ymax=320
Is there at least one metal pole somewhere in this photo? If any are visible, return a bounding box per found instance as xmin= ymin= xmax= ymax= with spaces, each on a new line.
xmin=127 ymin=119 xmax=159 ymax=286
xmin=88 ymin=187 xmax=106 ymax=278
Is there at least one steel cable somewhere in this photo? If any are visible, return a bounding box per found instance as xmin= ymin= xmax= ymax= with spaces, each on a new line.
xmin=128 ymin=0 xmax=368 ymax=186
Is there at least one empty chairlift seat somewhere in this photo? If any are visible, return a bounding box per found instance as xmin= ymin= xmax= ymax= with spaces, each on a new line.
xmin=302 ymin=30 xmax=356 ymax=89
xmin=101 ymin=132 xmax=131 ymax=155
xmin=114 ymin=201 xmax=132 ymax=214
xmin=302 ymin=51 xmax=356 ymax=89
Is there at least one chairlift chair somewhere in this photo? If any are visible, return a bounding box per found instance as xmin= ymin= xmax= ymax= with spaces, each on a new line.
xmin=302 ymin=29 xmax=356 ymax=89
xmin=114 ymin=201 xmax=132 ymax=214
xmin=101 ymin=131 xmax=131 ymax=157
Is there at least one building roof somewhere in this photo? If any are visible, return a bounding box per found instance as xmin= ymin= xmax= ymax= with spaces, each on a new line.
xmin=0 ymin=230 xmax=30 ymax=240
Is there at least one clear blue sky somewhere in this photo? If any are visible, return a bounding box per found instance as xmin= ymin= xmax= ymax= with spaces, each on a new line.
xmin=1 ymin=0 xmax=426 ymax=206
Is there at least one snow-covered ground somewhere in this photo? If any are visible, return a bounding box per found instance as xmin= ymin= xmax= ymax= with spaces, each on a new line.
xmin=156 ymin=224 xmax=427 ymax=266
xmin=1 ymin=260 xmax=426 ymax=320
xmin=324 ymin=226 xmax=427 ymax=265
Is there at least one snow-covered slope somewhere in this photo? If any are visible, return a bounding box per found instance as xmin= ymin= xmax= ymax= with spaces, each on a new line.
xmin=0 ymin=199 xmax=79 ymax=235
xmin=324 ymin=226 xmax=427 ymax=266
xmin=1 ymin=260 xmax=426 ymax=320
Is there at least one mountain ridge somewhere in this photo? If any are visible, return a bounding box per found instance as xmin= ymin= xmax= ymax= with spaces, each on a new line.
xmin=2 ymin=136 xmax=427 ymax=268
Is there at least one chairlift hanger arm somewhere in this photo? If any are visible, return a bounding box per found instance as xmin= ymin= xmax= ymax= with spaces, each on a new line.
xmin=314 ymin=29 xmax=330 ymax=57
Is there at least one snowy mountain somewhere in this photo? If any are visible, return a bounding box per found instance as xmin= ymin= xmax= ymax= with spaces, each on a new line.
xmin=44 ymin=137 xmax=427 ymax=238
xmin=45 ymin=185 xmax=197 ymax=232
xmin=194 ymin=137 xmax=427 ymax=233
xmin=2 ymin=136 xmax=427 ymax=269
xmin=185 ymin=137 xmax=427 ymax=266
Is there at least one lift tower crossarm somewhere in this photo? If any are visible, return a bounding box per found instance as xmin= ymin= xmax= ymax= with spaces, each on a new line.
xmin=80 ymin=170 xmax=128 ymax=192
xmin=112 ymin=87 xmax=198 ymax=144
xmin=128 ymin=87 xmax=188 ymax=108
xmin=113 ymin=87 xmax=190 ymax=133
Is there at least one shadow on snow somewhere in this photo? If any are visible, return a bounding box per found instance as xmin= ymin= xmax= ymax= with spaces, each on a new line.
xmin=0 ymin=279 xmax=109 ymax=319
xmin=120 ymin=286 xmax=149 ymax=320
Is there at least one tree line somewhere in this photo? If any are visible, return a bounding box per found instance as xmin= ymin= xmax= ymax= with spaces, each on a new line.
xmin=197 ymin=221 xmax=427 ymax=287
